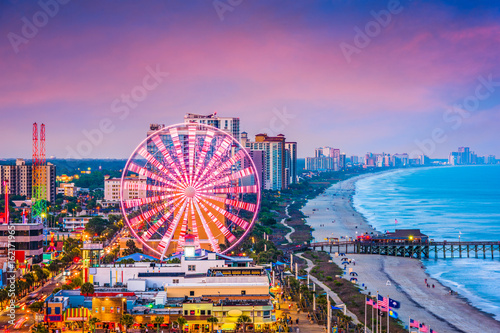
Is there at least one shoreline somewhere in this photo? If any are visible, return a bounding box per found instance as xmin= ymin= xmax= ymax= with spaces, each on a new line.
xmin=301 ymin=170 xmax=500 ymax=333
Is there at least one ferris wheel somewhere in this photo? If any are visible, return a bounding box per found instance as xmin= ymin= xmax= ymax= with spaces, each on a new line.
xmin=120 ymin=123 xmax=261 ymax=259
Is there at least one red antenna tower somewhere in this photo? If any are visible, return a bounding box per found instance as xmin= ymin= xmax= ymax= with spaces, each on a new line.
xmin=40 ymin=124 xmax=47 ymax=201
xmin=32 ymin=122 xmax=39 ymax=201
xmin=32 ymin=122 xmax=47 ymax=223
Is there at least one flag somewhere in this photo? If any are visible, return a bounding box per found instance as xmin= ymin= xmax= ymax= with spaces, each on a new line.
xmin=430 ymin=329 xmax=437 ymax=333
xmin=395 ymin=219 xmax=398 ymax=224
xmin=389 ymin=298 xmax=400 ymax=308
xmin=410 ymin=319 xmax=420 ymax=328
xmin=379 ymin=306 xmax=388 ymax=312
xmin=388 ymin=309 xmax=398 ymax=319
xmin=377 ymin=295 xmax=388 ymax=308
xmin=420 ymin=324 xmax=429 ymax=332
xmin=365 ymin=297 xmax=373 ymax=306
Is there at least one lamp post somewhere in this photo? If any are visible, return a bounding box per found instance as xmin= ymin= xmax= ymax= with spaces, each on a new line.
xmin=167 ymin=307 xmax=171 ymax=333
xmin=252 ymin=306 xmax=255 ymax=332
xmin=80 ymin=306 xmax=85 ymax=333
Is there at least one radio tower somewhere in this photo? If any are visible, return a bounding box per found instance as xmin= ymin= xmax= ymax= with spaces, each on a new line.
xmin=32 ymin=123 xmax=47 ymax=224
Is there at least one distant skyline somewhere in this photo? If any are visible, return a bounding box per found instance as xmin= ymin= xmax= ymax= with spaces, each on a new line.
xmin=1 ymin=0 xmax=499 ymax=159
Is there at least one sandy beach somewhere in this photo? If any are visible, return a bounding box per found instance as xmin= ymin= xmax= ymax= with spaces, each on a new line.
xmin=301 ymin=172 xmax=500 ymax=333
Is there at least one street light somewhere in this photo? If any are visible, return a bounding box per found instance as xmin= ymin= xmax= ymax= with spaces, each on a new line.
xmin=252 ymin=305 xmax=255 ymax=332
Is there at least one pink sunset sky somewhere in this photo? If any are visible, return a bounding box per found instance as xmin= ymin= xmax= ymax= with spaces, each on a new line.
xmin=1 ymin=0 xmax=499 ymax=159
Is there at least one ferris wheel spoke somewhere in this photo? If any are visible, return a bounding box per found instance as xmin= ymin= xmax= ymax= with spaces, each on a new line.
xmin=192 ymin=199 xmax=220 ymax=252
xmin=158 ymin=199 xmax=188 ymax=259
xmin=169 ymin=127 xmax=190 ymax=184
xmin=196 ymin=136 xmax=233 ymax=184
xmin=136 ymin=147 xmax=183 ymax=184
xmin=123 ymin=192 xmax=180 ymax=209
xmin=204 ymin=185 xmax=259 ymax=195
xmin=126 ymin=182 xmax=171 ymax=193
xmin=175 ymin=206 xmax=190 ymax=253
xmin=198 ymin=193 xmax=257 ymax=213
xmin=187 ymin=126 xmax=197 ymax=184
xmin=197 ymin=149 xmax=246 ymax=186
xmin=193 ymin=129 xmax=215 ymax=182
xmin=151 ymin=134 xmax=186 ymax=185
xmin=129 ymin=199 xmax=174 ymax=228
xmin=188 ymin=201 xmax=202 ymax=248
xmin=198 ymin=196 xmax=249 ymax=230
xmin=196 ymin=198 xmax=236 ymax=243
xmin=141 ymin=196 xmax=185 ymax=242
xmin=200 ymin=166 xmax=255 ymax=190
xmin=128 ymin=162 xmax=183 ymax=190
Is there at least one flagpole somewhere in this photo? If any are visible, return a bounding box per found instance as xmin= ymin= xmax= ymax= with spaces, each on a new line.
xmin=376 ymin=291 xmax=379 ymax=333
xmin=371 ymin=300 xmax=374 ymax=333
xmin=387 ymin=295 xmax=390 ymax=333
xmin=364 ymin=298 xmax=367 ymax=333
xmin=327 ymin=297 xmax=331 ymax=333
xmin=408 ymin=317 xmax=410 ymax=333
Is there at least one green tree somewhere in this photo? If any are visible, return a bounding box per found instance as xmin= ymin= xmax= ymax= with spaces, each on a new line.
xmin=120 ymin=314 xmax=134 ymax=333
xmin=153 ymin=316 xmax=164 ymax=333
xmin=33 ymin=323 xmax=49 ymax=333
xmin=89 ymin=317 xmax=101 ymax=333
xmin=175 ymin=316 xmax=187 ymax=331
xmin=237 ymin=314 xmax=252 ymax=332
xmin=81 ymin=282 xmax=95 ymax=296
xmin=72 ymin=277 xmax=83 ymax=288
xmin=0 ymin=289 xmax=8 ymax=310
xmin=28 ymin=301 xmax=44 ymax=313
xmin=207 ymin=316 xmax=218 ymax=332
xmin=85 ymin=216 xmax=109 ymax=235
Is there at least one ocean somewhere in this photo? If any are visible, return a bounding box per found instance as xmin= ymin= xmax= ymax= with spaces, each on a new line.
xmin=353 ymin=165 xmax=500 ymax=321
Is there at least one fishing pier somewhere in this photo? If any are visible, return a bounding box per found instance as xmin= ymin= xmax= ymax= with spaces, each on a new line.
xmin=289 ymin=229 xmax=500 ymax=259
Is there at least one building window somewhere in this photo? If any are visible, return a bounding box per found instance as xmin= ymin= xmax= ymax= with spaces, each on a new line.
xmin=173 ymin=279 xmax=179 ymax=284
xmin=190 ymin=310 xmax=195 ymax=315
xmin=47 ymin=308 xmax=51 ymax=315
xmin=190 ymin=291 xmax=195 ymax=296
xmin=184 ymin=310 xmax=188 ymax=316
xmin=188 ymin=265 xmax=196 ymax=271
xmin=102 ymin=307 xmax=105 ymax=312
xmin=200 ymin=310 xmax=206 ymax=315
xmin=55 ymin=307 xmax=60 ymax=314
xmin=207 ymin=310 xmax=211 ymax=315
xmin=241 ymin=290 xmax=246 ymax=295
xmin=95 ymin=308 xmax=98 ymax=313
xmin=110 ymin=307 xmax=114 ymax=314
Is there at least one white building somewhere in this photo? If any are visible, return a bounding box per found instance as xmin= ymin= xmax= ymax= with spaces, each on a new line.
xmin=0 ymin=159 xmax=56 ymax=203
xmin=57 ymin=183 xmax=79 ymax=197
xmin=241 ymin=133 xmax=286 ymax=190
xmin=62 ymin=216 xmax=92 ymax=231
xmin=89 ymin=252 xmax=253 ymax=290
xmin=184 ymin=112 xmax=240 ymax=141
xmin=104 ymin=176 xmax=146 ymax=203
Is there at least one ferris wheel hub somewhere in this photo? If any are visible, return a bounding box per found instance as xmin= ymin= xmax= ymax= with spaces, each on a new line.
xmin=184 ymin=186 xmax=196 ymax=198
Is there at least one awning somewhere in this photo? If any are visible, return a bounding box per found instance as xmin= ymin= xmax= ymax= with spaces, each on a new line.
xmin=64 ymin=307 xmax=90 ymax=321
xmin=221 ymin=323 xmax=236 ymax=330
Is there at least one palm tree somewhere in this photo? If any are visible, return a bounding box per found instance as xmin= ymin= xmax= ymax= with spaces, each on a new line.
xmin=24 ymin=273 xmax=35 ymax=291
xmin=175 ymin=316 xmax=187 ymax=332
xmin=0 ymin=289 xmax=8 ymax=310
xmin=81 ymin=282 xmax=95 ymax=296
xmin=89 ymin=317 xmax=101 ymax=333
xmin=28 ymin=302 xmax=44 ymax=314
xmin=153 ymin=316 xmax=164 ymax=333
xmin=207 ymin=316 xmax=218 ymax=332
xmin=237 ymin=314 xmax=252 ymax=333
xmin=120 ymin=314 xmax=134 ymax=333
xmin=33 ymin=323 xmax=49 ymax=333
